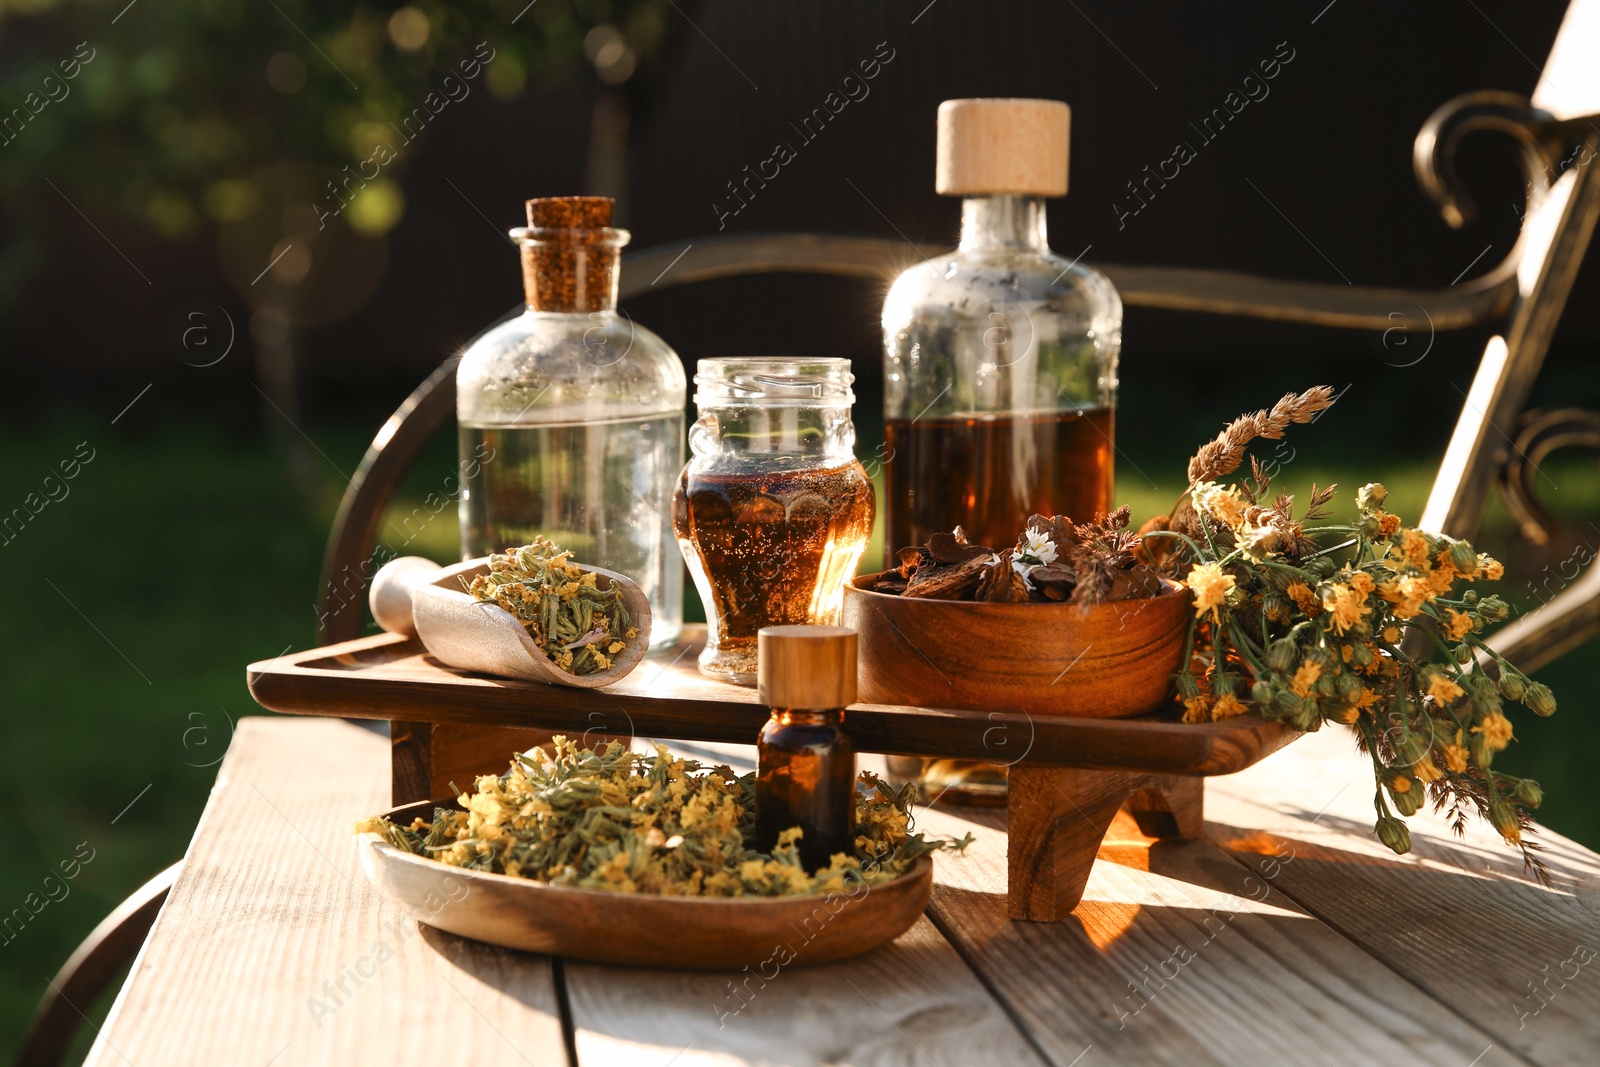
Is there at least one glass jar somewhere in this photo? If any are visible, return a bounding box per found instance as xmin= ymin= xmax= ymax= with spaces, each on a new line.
xmin=673 ymin=358 xmax=875 ymax=685
xmin=457 ymin=196 xmax=685 ymax=646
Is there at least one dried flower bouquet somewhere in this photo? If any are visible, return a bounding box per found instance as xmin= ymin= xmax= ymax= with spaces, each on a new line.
xmin=1147 ymin=386 xmax=1555 ymax=873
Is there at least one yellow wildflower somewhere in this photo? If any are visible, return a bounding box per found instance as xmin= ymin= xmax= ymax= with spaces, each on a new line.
xmin=1332 ymin=704 xmax=1360 ymax=724
xmin=1212 ymin=692 xmax=1248 ymax=719
xmin=1347 ymin=571 xmax=1375 ymax=596
xmin=1378 ymin=512 xmax=1402 ymax=537
xmin=1322 ymin=584 xmax=1371 ymax=635
xmin=1286 ymin=581 xmax=1318 ymax=615
xmin=1182 ymin=695 xmax=1212 ymax=723
xmin=1380 ymin=574 xmax=1432 ymax=619
xmin=1193 ymin=481 xmax=1247 ymax=529
xmin=1354 ymin=687 xmax=1380 ymax=710
xmin=1428 ymin=562 xmax=1458 ymax=596
xmin=1289 ymin=661 xmax=1322 ymax=698
xmin=1442 ymin=740 xmax=1470 ymax=773
xmin=1443 ymin=609 xmax=1474 ymax=642
xmin=1472 ymin=711 xmax=1514 ymax=752
xmin=1424 ymin=670 xmax=1465 ymax=704
xmin=1397 ymin=529 xmax=1431 ymax=567
xmin=1382 ymin=625 xmax=1400 ymax=644
xmin=1413 ymin=756 xmax=1444 ymax=784
xmin=1184 ymin=562 xmax=1235 ymax=620
xmin=1481 ymin=555 xmax=1504 ymax=581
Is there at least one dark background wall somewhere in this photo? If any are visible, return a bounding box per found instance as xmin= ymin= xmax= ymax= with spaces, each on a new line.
xmin=0 ymin=0 xmax=1585 ymax=446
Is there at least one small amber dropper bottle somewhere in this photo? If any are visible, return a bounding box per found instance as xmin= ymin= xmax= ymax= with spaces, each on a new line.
xmin=755 ymin=625 xmax=858 ymax=871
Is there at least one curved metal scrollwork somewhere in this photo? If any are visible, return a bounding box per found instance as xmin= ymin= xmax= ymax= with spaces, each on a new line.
xmin=1485 ymin=408 xmax=1600 ymax=673
xmin=1414 ymin=90 xmax=1565 ymax=229
xmin=1499 ymin=408 xmax=1600 ymax=545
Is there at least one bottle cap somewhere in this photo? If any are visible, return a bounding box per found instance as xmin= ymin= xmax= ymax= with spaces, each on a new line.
xmin=757 ymin=625 xmax=858 ymax=709
xmin=936 ymin=98 xmax=1070 ymax=197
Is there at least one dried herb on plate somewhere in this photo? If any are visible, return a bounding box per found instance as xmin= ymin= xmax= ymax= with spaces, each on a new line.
xmin=355 ymin=737 xmax=971 ymax=896
xmin=465 ymin=538 xmax=639 ymax=675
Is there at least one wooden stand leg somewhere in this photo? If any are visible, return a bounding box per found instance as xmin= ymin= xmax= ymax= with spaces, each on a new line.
xmin=390 ymin=724 xmax=565 ymax=804
xmin=1125 ymin=775 xmax=1204 ymax=840
xmin=391 ymin=721 xmax=433 ymax=806
xmin=1007 ymin=767 xmax=1205 ymax=922
xmin=1008 ymin=767 xmax=1140 ymax=921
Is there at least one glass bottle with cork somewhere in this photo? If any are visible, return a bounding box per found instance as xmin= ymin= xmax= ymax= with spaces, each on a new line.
xmin=457 ymin=196 xmax=685 ymax=646
xmin=880 ymin=99 xmax=1123 ymax=802
xmin=755 ymin=624 xmax=857 ymax=872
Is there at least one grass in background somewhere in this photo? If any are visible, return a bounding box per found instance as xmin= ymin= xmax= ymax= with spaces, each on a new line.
xmin=2 ymin=403 xmax=1598 ymax=1059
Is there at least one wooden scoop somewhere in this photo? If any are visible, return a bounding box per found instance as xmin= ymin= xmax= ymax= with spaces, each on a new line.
xmin=368 ymin=556 xmax=652 ymax=688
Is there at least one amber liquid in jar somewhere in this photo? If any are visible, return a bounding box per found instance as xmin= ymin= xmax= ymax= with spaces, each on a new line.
xmin=884 ymin=407 xmax=1114 ymax=554
xmin=673 ymin=461 xmax=875 ymax=684
xmin=757 ymin=708 xmax=855 ymax=871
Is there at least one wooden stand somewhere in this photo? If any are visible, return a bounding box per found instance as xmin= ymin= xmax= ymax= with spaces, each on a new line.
xmin=1007 ymin=768 xmax=1203 ymax=922
xmin=248 ymin=629 xmax=1288 ymax=921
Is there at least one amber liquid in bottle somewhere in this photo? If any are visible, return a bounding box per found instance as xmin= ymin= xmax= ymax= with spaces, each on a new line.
xmin=756 ymin=708 xmax=855 ymax=871
xmin=884 ymin=407 xmax=1114 ymax=553
xmin=673 ymin=461 xmax=875 ymax=682
xmin=882 ymin=407 xmax=1113 ymax=804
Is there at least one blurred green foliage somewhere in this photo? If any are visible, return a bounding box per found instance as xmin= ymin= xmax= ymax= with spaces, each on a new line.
xmin=0 ymin=0 xmax=671 ymax=307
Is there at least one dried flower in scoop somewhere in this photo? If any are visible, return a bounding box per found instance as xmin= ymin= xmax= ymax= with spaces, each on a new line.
xmin=465 ymin=538 xmax=639 ymax=675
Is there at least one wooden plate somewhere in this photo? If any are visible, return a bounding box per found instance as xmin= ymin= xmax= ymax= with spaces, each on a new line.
xmin=357 ymin=800 xmax=934 ymax=969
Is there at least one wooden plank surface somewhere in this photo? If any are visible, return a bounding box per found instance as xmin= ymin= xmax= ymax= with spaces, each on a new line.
xmin=247 ymin=630 xmax=1295 ymax=775
xmin=1207 ymin=726 xmax=1600 ymax=1067
xmin=556 ymin=742 xmax=1046 ymax=1066
xmin=564 ymin=916 xmax=1049 ymax=1066
xmin=914 ymin=799 xmax=1521 ymax=1066
xmin=85 ymin=718 xmax=568 ymax=1067
xmin=89 ymin=718 xmax=1600 ymax=1067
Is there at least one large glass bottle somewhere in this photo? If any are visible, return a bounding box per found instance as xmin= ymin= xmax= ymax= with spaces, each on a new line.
xmin=458 ymin=196 xmax=685 ymax=646
xmin=881 ymin=99 xmax=1122 ymax=801
xmin=882 ymin=98 xmax=1122 ymax=555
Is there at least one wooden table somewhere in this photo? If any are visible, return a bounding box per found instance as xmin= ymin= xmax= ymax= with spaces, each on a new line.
xmin=87 ymin=717 xmax=1600 ymax=1067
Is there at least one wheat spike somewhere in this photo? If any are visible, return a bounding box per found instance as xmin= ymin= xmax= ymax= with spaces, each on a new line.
xmin=1186 ymin=386 xmax=1337 ymax=486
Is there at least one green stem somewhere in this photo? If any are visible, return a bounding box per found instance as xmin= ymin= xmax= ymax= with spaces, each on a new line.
xmin=1228 ymin=619 xmax=1269 ymax=676
xmin=1302 ymin=537 xmax=1359 ymax=561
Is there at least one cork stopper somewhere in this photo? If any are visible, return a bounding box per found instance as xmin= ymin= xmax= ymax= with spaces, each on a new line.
xmin=758 ymin=625 xmax=858 ymax=709
xmin=936 ymin=98 xmax=1070 ymax=197
xmin=526 ymin=196 xmax=613 ymax=229
xmin=518 ymin=195 xmax=624 ymax=312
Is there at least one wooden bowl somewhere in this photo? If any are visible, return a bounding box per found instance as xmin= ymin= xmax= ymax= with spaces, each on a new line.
xmin=841 ymin=575 xmax=1192 ymax=718
xmin=357 ymin=800 xmax=933 ymax=969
